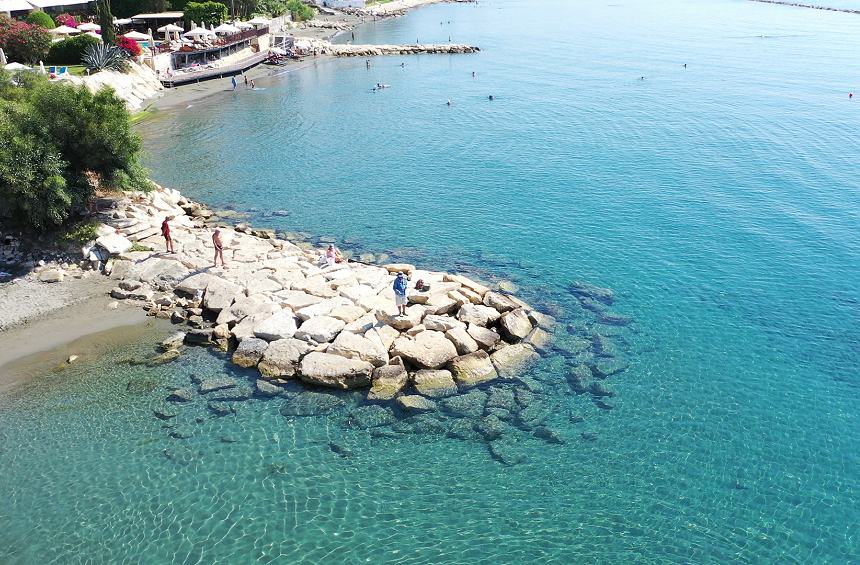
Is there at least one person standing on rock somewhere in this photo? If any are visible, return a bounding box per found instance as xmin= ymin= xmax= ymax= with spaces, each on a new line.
xmin=212 ymin=227 xmax=226 ymax=268
xmin=393 ymin=271 xmax=408 ymax=316
xmin=161 ymin=216 xmax=175 ymax=253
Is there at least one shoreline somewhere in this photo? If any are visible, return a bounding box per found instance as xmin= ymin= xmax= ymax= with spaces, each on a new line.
xmin=0 ymin=0 xmax=488 ymax=388
xmin=146 ymin=0 xmax=473 ymax=111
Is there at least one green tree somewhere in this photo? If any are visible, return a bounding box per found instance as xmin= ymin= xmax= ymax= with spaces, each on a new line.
xmin=0 ymin=71 xmax=150 ymax=229
xmin=96 ymin=0 xmax=116 ymax=45
xmin=184 ymin=1 xmax=229 ymax=27
xmin=112 ymin=0 xmax=171 ymax=18
xmin=286 ymin=0 xmax=313 ymax=22
xmin=25 ymin=11 xmax=55 ymax=29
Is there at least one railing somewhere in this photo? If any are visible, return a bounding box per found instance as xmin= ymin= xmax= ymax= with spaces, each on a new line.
xmin=153 ymin=26 xmax=269 ymax=55
xmin=160 ymin=50 xmax=269 ymax=86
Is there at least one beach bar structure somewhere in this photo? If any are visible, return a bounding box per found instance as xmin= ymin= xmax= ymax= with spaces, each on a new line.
xmin=158 ymin=25 xmax=270 ymax=87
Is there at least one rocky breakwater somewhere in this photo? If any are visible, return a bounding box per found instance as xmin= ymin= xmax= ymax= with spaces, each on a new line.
xmin=328 ymin=43 xmax=480 ymax=57
xmin=55 ymin=184 xmax=566 ymax=464
xmin=68 ymin=61 xmax=163 ymax=113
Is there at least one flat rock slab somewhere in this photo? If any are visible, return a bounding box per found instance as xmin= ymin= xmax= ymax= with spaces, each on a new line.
xmin=176 ymin=272 xmax=216 ymax=295
xmin=96 ymin=233 xmax=133 ymax=254
xmin=256 ymin=379 xmax=283 ymax=397
xmin=294 ymin=316 xmax=345 ymax=344
xmin=253 ymin=309 xmax=299 ymax=341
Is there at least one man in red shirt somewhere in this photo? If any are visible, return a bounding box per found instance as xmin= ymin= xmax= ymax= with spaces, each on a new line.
xmin=161 ymin=216 xmax=175 ymax=253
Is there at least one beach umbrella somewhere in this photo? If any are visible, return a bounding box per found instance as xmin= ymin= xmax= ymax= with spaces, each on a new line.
xmin=234 ymin=21 xmax=253 ymax=29
xmin=124 ymin=31 xmax=151 ymax=41
xmin=77 ymin=22 xmax=101 ymax=31
xmin=157 ymin=23 xmax=184 ymax=41
xmin=0 ymin=48 xmax=6 ymax=67
xmin=49 ymin=25 xmax=81 ymax=36
xmin=4 ymin=62 xmax=32 ymax=71
xmin=83 ymin=31 xmax=99 ymax=38
xmin=213 ymin=23 xmax=239 ymax=34
xmin=113 ymin=18 xmax=133 ymax=25
xmin=182 ymin=27 xmax=215 ymax=38
xmin=247 ymin=16 xmax=270 ymax=26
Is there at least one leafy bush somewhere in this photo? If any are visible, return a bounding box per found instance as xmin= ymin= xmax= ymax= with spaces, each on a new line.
xmin=286 ymin=0 xmax=313 ymax=22
xmin=25 ymin=11 xmax=55 ymax=29
xmin=0 ymin=70 xmax=150 ymax=229
xmin=0 ymin=15 xmax=52 ymax=65
xmin=257 ymin=0 xmax=288 ymax=17
xmin=55 ymin=14 xmax=79 ymax=28
xmin=116 ymin=35 xmax=142 ymax=57
xmin=46 ymin=34 xmax=101 ymax=65
xmin=184 ymin=1 xmax=229 ymax=27
xmin=82 ymin=43 xmax=129 ymax=73
xmin=58 ymin=220 xmax=100 ymax=245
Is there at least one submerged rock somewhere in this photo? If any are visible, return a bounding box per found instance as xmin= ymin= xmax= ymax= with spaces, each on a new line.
xmin=199 ymin=377 xmax=238 ymax=394
xmin=349 ymin=405 xmax=396 ymax=429
xmin=396 ymin=395 xmax=437 ymax=413
xmin=280 ymin=391 xmax=346 ymax=417
xmin=256 ymin=379 xmax=283 ymax=397
xmin=568 ymin=280 xmax=614 ymax=305
xmin=167 ymin=388 xmax=195 ymax=402
xmin=126 ymin=380 xmax=157 ymax=394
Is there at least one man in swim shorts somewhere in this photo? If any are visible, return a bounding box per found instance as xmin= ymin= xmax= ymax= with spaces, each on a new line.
xmin=213 ymin=227 xmax=226 ymax=267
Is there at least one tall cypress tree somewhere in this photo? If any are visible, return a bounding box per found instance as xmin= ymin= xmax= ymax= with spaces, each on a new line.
xmin=97 ymin=0 xmax=116 ymax=45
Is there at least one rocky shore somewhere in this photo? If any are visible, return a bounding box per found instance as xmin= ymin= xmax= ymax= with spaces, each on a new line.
xmin=1 ymin=181 xmax=635 ymax=464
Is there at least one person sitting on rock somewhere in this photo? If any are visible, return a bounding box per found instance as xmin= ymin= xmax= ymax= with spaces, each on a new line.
xmin=393 ymin=271 xmax=408 ymax=316
xmin=325 ymin=244 xmax=342 ymax=267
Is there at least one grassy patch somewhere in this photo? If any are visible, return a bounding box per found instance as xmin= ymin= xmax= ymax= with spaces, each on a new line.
xmin=56 ymin=219 xmax=100 ymax=245
xmin=130 ymin=104 xmax=156 ymax=124
xmin=128 ymin=241 xmax=153 ymax=252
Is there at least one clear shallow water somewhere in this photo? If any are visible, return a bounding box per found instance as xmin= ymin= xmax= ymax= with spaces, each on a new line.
xmin=3 ymin=0 xmax=860 ymax=562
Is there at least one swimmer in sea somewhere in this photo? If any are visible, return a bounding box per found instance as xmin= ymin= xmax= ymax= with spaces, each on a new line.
xmin=446 ymin=100 xmax=451 ymax=105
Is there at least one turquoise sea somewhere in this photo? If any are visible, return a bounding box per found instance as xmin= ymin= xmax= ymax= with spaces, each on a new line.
xmin=3 ymin=0 xmax=860 ymax=562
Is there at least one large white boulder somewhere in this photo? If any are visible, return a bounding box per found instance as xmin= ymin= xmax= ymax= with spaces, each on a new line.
xmin=96 ymin=233 xmax=133 ymax=255
xmin=327 ymin=330 xmax=388 ymax=367
xmin=375 ymin=305 xmax=426 ymax=330
xmin=499 ymin=308 xmax=533 ymax=341
xmin=253 ymin=309 xmax=300 ymax=341
xmin=294 ymin=315 xmax=345 ymax=343
xmin=203 ymin=278 xmax=243 ymax=312
xmin=368 ymin=363 xmax=408 ymax=401
xmin=423 ymin=314 xmax=466 ymax=332
xmin=445 ymin=326 xmax=479 ymax=355
xmin=457 ymin=304 xmax=501 ymax=327
xmin=448 ymin=350 xmax=499 ymax=388
xmin=295 ymin=297 xmax=351 ymax=321
xmin=490 ymin=343 xmax=540 ymax=378
xmin=298 ymin=351 xmax=373 ymax=389
xmin=390 ymin=330 xmax=458 ymax=369
xmin=258 ymin=338 xmax=313 ymax=378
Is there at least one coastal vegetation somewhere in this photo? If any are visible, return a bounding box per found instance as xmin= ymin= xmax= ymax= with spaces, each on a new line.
xmin=0 ymin=15 xmax=52 ymax=65
xmin=96 ymin=0 xmax=117 ymax=45
xmin=45 ymin=34 xmax=101 ymax=66
xmin=286 ymin=0 xmax=314 ymax=22
xmin=183 ymin=1 xmax=229 ymax=28
xmin=0 ymin=71 xmax=149 ymax=229
xmin=82 ymin=43 xmax=130 ymax=72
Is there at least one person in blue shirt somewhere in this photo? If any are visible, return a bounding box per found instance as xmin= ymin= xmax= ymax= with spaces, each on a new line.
xmin=393 ymin=271 xmax=408 ymax=316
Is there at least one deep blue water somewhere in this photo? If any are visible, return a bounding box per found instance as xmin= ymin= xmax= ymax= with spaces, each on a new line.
xmin=2 ymin=0 xmax=860 ymax=562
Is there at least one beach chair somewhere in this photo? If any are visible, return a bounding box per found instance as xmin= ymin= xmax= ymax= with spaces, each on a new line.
xmin=48 ymin=66 xmax=56 ymax=74
xmin=58 ymin=67 xmax=68 ymax=75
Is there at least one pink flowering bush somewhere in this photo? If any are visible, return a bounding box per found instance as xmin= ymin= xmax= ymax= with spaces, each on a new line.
xmin=115 ymin=35 xmax=141 ymax=57
xmin=0 ymin=15 xmax=52 ymax=65
xmin=55 ymin=14 xmax=78 ymax=28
